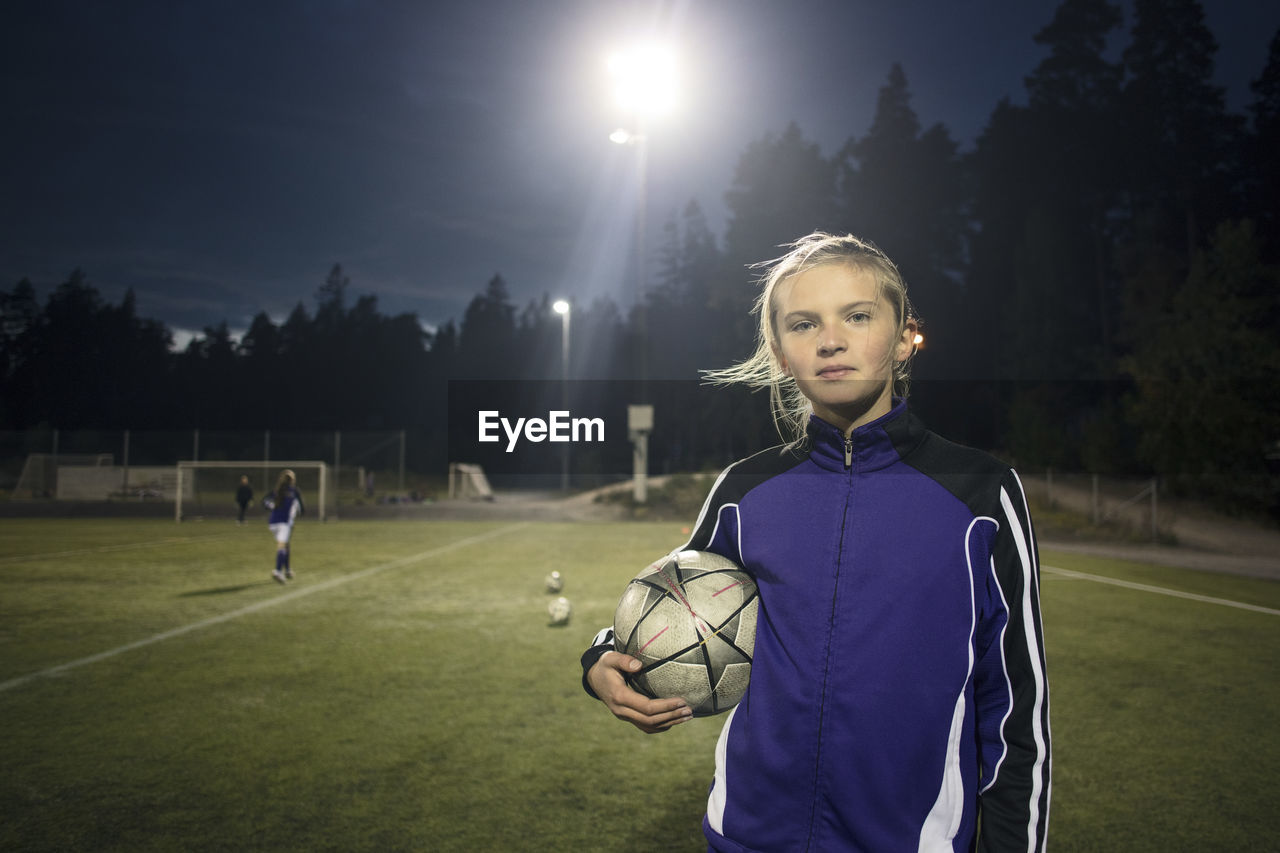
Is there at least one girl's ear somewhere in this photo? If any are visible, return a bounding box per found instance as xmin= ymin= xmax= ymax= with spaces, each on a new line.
xmin=895 ymin=318 xmax=918 ymax=362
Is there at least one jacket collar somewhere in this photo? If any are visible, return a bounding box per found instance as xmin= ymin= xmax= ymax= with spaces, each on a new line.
xmin=804 ymin=397 xmax=920 ymax=473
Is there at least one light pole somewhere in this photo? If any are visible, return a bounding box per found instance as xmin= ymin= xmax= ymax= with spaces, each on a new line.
xmin=605 ymin=41 xmax=679 ymax=503
xmin=553 ymin=299 xmax=571 ymax=490
xmin=607 ymin=42 xmax=677 ymax=390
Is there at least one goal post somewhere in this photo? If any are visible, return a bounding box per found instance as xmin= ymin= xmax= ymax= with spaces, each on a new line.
xmin=175 ymin=460 xmax=330 ymax=523
xmin=447 ymin=463 xmax=493 ymax=500
xmin=12 ymin=453 xmax=113 ymax=499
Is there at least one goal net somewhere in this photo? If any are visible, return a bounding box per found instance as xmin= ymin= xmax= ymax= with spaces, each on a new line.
xmin=13 ymin=453 xmax=113 ymax=499
xmin=448 ymin=463 xmax=493 ymax=500
xmin=175 ymin=461 xmax=330 ymax=523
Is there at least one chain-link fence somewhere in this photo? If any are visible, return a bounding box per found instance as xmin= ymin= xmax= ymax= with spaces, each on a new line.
xmin=0 ymin=428 xmax=446 ymax=507
xmin=1023 ymin=468 xmax=1280 ymax=551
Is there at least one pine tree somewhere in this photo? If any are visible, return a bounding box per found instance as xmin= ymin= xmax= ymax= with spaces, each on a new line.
xmin=1246 ymin=29 xmax=1280 ymax=259
xmin=839 ymin=64 xmax=965 ymax=377
xmin=458 ymin=275 xmax=517 ymax=379
xmin=1121 ymin=0 xmax=1243 ymax=262
xmin=720 ymin=123 xmax=839 ymax=356
xmin=1123 ymin=221 xmax=1280 ymax=505
xmin=1025 ymin=0 xmax=1126 ymax=360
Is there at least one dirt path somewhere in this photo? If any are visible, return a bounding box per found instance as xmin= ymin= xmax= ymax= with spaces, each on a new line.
xmin=1022 ymin=474 xmax=1280 ymax=579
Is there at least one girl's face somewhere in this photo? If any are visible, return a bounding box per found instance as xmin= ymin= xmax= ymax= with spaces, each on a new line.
xmin=772 ymin=263 xmax=914 ymax=434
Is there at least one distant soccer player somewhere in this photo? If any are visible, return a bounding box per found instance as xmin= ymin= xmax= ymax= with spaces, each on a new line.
xmin=266 ymin=469 xmax=304 ymax=584
xmin=235 ymin=475 xmax=253 ymax=525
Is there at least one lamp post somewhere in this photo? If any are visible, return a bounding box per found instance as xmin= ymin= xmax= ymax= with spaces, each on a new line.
xmin=607 ymin=42 xmax=679 ymax=385
xmin=606 ymin=41 xmax=679 ymax=502
xmin=610 ymin=127 xmax=648 ymax=395
xmin=553 ymin=299 xmax=571 ymax=490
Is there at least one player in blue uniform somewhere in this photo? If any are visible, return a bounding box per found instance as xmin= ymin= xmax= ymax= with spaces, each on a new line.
xmin=266 ymin=469 xmax=304 ymax=584
xmin=582 ymin=233 xmax=1051 ymax=852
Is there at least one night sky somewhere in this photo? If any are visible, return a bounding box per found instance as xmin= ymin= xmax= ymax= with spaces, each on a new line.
xmin=3 ymin=0 xmax=1275 ymax=346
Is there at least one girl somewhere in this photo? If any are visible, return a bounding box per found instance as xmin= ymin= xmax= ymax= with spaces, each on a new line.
xmin=266 ymin=469 xmax=304 ymax=583
xmin=582 ymin=233 xmax=1050 ymax=852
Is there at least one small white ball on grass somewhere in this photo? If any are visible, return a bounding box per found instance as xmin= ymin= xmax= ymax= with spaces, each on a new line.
xmin=547 ymin=596 xmax=572 ymax=626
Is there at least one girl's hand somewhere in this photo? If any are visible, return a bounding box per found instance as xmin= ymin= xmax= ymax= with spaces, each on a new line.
xmin=587 ymin=651 xmax=693 ymax=734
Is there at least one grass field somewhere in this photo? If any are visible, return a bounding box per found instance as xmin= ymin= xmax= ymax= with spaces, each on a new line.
xmin=1 ymin=518 xmax=1278 ymax=851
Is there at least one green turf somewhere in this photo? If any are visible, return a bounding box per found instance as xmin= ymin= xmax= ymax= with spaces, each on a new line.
xmin=0 ymin=518 xmax=1277 ymax=851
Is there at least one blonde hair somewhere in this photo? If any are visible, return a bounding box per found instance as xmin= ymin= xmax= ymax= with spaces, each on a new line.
xmin=703 ymin=232 xmax=917 ymax=444
xmin=275 ymin=469 xmax=296 ymax=503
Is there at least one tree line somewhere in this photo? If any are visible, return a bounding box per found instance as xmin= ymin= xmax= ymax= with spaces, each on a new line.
xmin=2 ymin=0 xmax=1278 ymax=508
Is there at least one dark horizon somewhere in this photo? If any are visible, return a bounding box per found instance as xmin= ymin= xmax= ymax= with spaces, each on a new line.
xmin=3 ymin=0 xmax=1276 ymax=341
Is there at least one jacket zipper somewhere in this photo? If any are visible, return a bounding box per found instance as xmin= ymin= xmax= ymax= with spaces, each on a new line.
xmin=807 ymin=442 xmax=855 ymax=850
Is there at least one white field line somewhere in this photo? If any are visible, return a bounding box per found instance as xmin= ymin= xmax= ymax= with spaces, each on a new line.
xmin=0 ymin=533 xmax=238 ymax=565
xmin=0 ymin=522 xmax=529 ymax=694
xmin=1043 ymin=564 xmax=1280 ymax=616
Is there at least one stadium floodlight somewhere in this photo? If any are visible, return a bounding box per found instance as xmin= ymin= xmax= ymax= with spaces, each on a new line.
xmin=552 ymin=298 xmax=571 ymax=384
xmin=606 ymin=42 xmax=680 ymax=120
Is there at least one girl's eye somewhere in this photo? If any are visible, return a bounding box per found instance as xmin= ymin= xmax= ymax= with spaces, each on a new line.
xmin=848 ymin=312 xmax=871 ymax=324
xmin=790 ymin=319 xmax=815 ymax=332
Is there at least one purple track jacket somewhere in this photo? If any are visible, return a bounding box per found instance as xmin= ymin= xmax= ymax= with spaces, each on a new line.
xmin=583 ymin=400 xmax=1051 ymax=852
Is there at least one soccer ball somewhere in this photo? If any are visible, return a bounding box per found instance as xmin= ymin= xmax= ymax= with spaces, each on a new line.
xmin=547 ymin=596 xmax=572 ymax=626
xmin=545 ymin=570 xmax=564 ymax=593
xmin=613 ymin=550 xmax=757 ymax=717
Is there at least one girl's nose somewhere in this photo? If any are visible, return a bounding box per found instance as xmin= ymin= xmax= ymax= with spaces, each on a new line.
xmin=818 ymin=333 xmax=846 ymax=356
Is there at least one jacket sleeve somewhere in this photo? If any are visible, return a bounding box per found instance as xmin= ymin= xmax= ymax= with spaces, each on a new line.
xmin=580 ymin=626 xmax=616 ymax=699
xmin=973 ymin=469 xmax=1051 ymax=852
